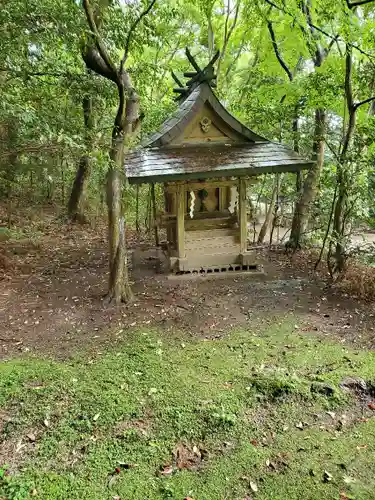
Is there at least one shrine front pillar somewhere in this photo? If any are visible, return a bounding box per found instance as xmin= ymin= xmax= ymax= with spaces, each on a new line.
xmin=238 ymin=178 xmax=247 ymax=254
xmin=176 ymin=183 xmax=185 ymax=262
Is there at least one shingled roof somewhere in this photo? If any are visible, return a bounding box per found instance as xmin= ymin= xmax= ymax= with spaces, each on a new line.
xmin=125 ymin=82 xmax=313 ymax=184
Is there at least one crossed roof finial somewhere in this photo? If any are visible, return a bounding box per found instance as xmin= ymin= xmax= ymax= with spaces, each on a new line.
xmin=172 ymin=48 xmax=220 ymax=101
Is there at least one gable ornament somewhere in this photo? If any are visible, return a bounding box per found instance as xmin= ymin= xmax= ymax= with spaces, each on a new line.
xmin=200 ymin=116 xmax=211 ymax=133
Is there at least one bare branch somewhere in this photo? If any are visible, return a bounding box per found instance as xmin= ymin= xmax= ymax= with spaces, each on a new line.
xmin=325 ymin=33 xmax=341 ymax=59
xmin=82 ymin=0 xmax=116 ymax=75
xmin=346 ymin=0 xmax=375 ymax=8
xmin=340 ymin=46 xmax=356 ymax=160
xmin=82 ymin=46 xmax=118 ymax=82
xmin=224 ymin=28 xmax=250 ymax=79
xmin=121 ymin=0 xmax=157 ymax=71
xmin=354 ymin=95 xmax=375 ymax=110
xmin=324 ymin=139 xmax=340 ymax=161
xmin=224 ymin=0 xmax=240 ymax=51
xmin=345 ymin=48 xmax=354 ymax=111
xmin=267 ymin=20 xmax=293 ymax=81
xmin=293 ymin=55 xmax=304 ymax=77
xmin=0 ymin=67 xmax=83 ymax=79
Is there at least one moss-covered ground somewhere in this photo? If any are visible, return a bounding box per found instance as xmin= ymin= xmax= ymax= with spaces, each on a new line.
xmin=1 ymin=320 xmax=375 ymax=499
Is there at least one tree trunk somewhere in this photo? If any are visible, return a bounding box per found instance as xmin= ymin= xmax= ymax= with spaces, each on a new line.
xmin=331 ymin=49 xmax=357 ymax=274
xmin=295 ymin=171 xmax=303 ymax=195
xmin=135 ymin=184 xmax=140 ymax=233
xmin=288 ymin=108 xmax=326 ymax=249
xmin=68 ymin=97 xmax=94 ymax=221
xmin=258 ymin=178 xmax=278 ymax=243
xmin=331 ymin=110 xmax=356 ymax=274
xmin=293 ymin=106 xmax=303 ymax=196
xmin=106 ymin=74 xmax=140 ymax=304
xmin=332 ymin=171 xmax=347 ymax=273
xmin=81 ymin=0 xmax=152 ymax=304
xmin=0 ymin=119 xmax=18 ymax=201
xmin=106 ymin=131 xmax=132 ymax=304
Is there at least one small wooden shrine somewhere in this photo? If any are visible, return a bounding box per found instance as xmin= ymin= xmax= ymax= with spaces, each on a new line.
xmin=126 ymin=50 xmax=313 ymax=274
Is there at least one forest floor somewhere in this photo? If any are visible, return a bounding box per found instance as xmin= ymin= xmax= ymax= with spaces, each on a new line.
xmin=1 ymin=207 xmax=375 ymax=361
xmin=1 ymin=207 xmax=375 ymax=499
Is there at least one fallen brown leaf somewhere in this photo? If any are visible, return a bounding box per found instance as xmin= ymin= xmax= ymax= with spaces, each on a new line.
xmin=160 ymin=465 xmax=173 ymax=476
xmin=339 ymin=493 xmax=349 ymax=500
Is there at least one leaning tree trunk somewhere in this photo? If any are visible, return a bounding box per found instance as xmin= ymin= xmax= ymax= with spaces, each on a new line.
xmin=81 ymin=0 xmax=154 ymax=304
xmin=258 ymin=178 xmax=278 ymax=244
xmin=106 ymin=76 xmax=140 ymax=303
xmin=106 ymin=130 xmax=132 ymax=303
xmin=68 ymin=96 xmax=94 ymax=221
xmin=288 ymin=109 xmax=326 ymax=249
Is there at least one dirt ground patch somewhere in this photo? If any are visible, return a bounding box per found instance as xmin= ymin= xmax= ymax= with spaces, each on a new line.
xmin=1 ymin=217 xmax=375 ymax=360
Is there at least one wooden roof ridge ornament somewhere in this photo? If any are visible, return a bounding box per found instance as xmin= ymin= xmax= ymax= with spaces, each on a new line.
xmin=124 ymin=49 xmax=315 ymax=184
xmin=172 ymin=48 xmax=220 ymax=101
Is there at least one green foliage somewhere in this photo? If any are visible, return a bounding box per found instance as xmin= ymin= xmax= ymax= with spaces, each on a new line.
xmin=1 ymin=0 xmax=375 ymax=255
xmin=0 ymin=465 xmax=34 ymax=500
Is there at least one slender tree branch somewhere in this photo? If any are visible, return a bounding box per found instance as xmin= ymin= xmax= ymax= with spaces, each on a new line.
xmin=223 ymin=0 xmax=231 ymax=54
xmin=82 ymin=0 xmax=116 ymax=75
xmin=324 ymin=139 xmax=340 ymax=161
xmin=0 ymin=67 xmax=84 ymax=79
xmin=327 ymin=33 xmax=340 ymax=55
xmin=267 ymin=20 xmax=293 ymax=81
xmin=217 ymin=0 xmax=240 ymax=77
xmin=340 ymin=47 xmax=356 ymax=160
xmin=226 ymin=1 xmax=240 ymax=46
xmin=345 ymin=48 xmax=354 ymax=111
xmin=293 ymin=55 xmax=304 ymax=77
xmin=121 ymin=0 xmax=157 ymax=71
xmin=263 ymin=0 xmax=375 ymax=63
xmin=353 ymin=95 xmax=375 ymax=110
xmin=299 ymin=0 xmax=322 ymax=64
xmin=301 ymin=1 xmax=338 ymax=67
xmin=346 ymin=0 xmax=375 ymax=8
xmin=315 ymin=182 xmax=338 ymax=270
xmin=224 ymin=29 xmax=249 ymax=79
xmin=241 ymin=43 xmax=262 ymax=98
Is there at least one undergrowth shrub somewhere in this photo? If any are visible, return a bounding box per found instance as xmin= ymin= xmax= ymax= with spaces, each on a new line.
xmin=336 ymin=262 xmax=375 ymax=301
